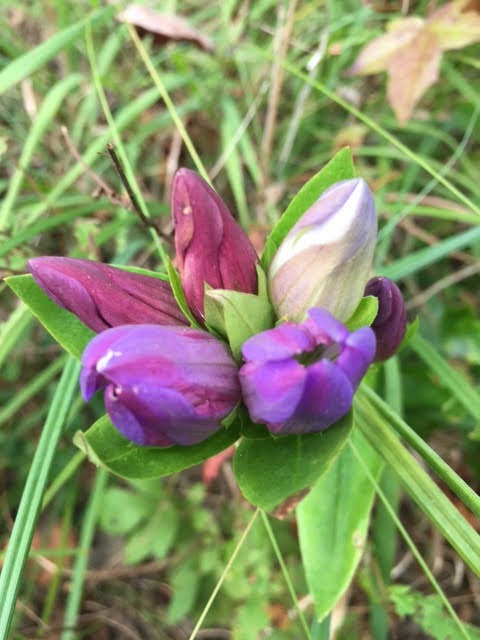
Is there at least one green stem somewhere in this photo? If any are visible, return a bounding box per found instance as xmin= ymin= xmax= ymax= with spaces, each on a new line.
xmin=260 ymin=511 xmax=310 ymax=639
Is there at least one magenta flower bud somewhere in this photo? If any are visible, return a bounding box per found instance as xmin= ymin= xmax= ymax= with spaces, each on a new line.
xmin=28 ymin=257 xmax=188 ymax=333
xmin=172 ymin=168 xmax=258 ymax=321
xmin=80 ymin=324 xmax=241 ymax=446
xmin=364 ymin=276 xmax=406 ymax=361
xmin=268 ymin=178 xmax=377 ymax=323
xmin=239 ymin=308 xmax=376 ymax=435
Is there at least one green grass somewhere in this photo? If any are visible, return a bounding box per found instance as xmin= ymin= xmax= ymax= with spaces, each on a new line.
xmin=1 ymin=1 xmax=479 ymax=638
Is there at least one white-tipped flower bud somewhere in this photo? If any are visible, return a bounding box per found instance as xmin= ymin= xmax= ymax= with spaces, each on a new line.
xmin=268 ymin=178 xmax=377 ymax=323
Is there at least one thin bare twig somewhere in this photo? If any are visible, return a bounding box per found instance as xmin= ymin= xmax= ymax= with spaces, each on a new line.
xmin=406 ymin=261 xmax=480 ymax=311
xmin=105 ymin=143 xmax=166 ymax=237
xmin=261 ymin=0 xmax=299 ymax=172
xmin=398 ymin=217 xmax=476 ymax=265
xmin=60 ymin=126 xmax=124 ymax=207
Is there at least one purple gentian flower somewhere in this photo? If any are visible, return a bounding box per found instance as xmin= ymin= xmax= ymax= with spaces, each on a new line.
xmin=172 ymin=168 xmax=258 ymax=321
xmin=29 ymin=257 xmax=188 ymax=332
xmin=364 ymin=276 xmax=406 ymax=361
xmin=80 ymin=324 xmax=241 ymax=446
xmin=268 ymin=178 xmax=377 ymax=323
xmin=239 ymin=308 xmax=376 ymax=434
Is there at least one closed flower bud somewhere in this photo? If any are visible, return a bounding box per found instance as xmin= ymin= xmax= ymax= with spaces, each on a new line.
xmin=239 ymin=307 xmax=376 ymax=435
xmin=80 ymin=324 xmax=241 ymax=446
xmin=268 ymin=178 xmax=377 ymax=323
xmin=29 ymin=257 xmax=188 ymax=333
xmin=172 ymin=168 xmax=258 ymax=321
xmin=364 ymin=276 xmax=406 ymax=361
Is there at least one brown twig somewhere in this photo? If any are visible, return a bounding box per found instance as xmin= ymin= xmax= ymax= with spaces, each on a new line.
xmin=261 ymin=0 xmax=298 ymax=174
xmin=406 ymin=261 xmax=480 ymax=311
xmin=105 ymin=143 xmax=165 ymax=237
xmin=60 ymin=126 xmax=125 ymax=207
xmin=398 ymin=217 xmax=475 ymax=265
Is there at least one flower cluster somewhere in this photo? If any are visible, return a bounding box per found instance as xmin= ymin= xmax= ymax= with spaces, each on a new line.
xmin=29 ymin=168 xmax=406 ymax=447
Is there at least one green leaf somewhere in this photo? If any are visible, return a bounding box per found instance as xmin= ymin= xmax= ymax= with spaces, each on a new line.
xmin=204 ymin=289 xmax=274 ymax=361
xmin=345 ymin=295 xmax=379 ymax=331
xmin=167 ymin=557 xmax=199 ymax=624
xmin=5 ymin=275 xmax=94 ymax=360
xmin=73 ymin=415 xmax=241 ymax=479
xmin=233 ymin=412 xmax=353 ymax=512
xmin=99 ymin=487 xmax=152 ymax=535
xmin=297 ymin=427 xmax=383 ymax=622
xmin=261 ymin=148 xmax=355 ymax=268
xmin=125 ymin=503 xmax=178 ymax=565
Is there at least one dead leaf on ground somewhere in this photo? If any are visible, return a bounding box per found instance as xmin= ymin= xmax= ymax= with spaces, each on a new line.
xmin=117 ymin=5 xmax=215 ymax=53
xmin=348 ymin=0 xmax=480 ymax=124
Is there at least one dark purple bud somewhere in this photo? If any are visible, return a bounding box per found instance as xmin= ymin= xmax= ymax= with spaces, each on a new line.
xmin=364 ymin=276 xmax=406 ymax=361
xmin=28 ymin=257 xmax=188 ymax=333
xmin=80 ymin=324 xmax=241 ymax=447
xmin=172 ymin=168 xmax=258 ymax=321
xmin=239 ymin=308 xmax=376 ymax=435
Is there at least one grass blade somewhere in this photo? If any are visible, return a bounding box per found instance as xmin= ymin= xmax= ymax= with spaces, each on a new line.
xmin=409 ymin=333 xmax=480 ymax=423
xmin=0 ymin=7 xmax=113 ymax=95
xmin=61 ymin=468 xmax=108 ymax=640
xmin=361 ymin=384 xmax=480 ymax=519
xmin=0 ymin=74 xmax=82 ymax=230
xmin=355 ymin=389 xmax=480 ymax=575
xmin=0 ymin=357 xmax=81 ymax=638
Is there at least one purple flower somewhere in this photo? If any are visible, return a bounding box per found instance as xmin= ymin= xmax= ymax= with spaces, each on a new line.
xmin=172 ymin=168 xmax=258 ymax=321
xmin=364 ymin=276 xmax=406 ymax=361
xmin=268 ymin=178 xmax=377 ymax=323
xmin=80 ymin=324 xmax=241 ymax=446
xmin=29 ymin=257 xmax=188 ymax=333
xmin=239 ymin=308 xmax=375 ymax=434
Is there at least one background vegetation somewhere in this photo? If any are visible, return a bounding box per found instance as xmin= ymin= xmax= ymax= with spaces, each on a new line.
xmin=1 ymin=0 xmax=479 ymax=638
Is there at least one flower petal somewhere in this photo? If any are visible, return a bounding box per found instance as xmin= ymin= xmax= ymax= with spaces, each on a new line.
xmin=240 ymin=359 xmax=306 ymax=424
xmin=271 ymin=359 xmax=353 ymax=434
xmin=336 ymin=326 xmax=376 ymax=389
xmin=241 ymin=322 xmax=314 ymax=362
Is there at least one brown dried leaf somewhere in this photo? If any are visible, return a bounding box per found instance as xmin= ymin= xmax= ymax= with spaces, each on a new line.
xmin=428 ymin=0 xmax=480 ymax=49
xmin=348 ymin=17 xmax=424 ymax=75
xmin=349 ymin=0 xmax=480 ymax=124
xmin=387 ymin=29 xmax=441 ymax=124
xmin=117 ymin=5 xmax=214 ymax=52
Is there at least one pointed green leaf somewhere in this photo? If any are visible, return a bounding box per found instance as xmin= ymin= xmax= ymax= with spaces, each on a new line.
xmin=298 ymin=427 xmax=383 ymax=622
xmin=261 ymin=148 xmax=356 ymax=268
xmin=74 ymin=415 xmax=241 ymax=479
xmin=233 ymin=412 xmax=353 ymax=512
xmin=6 ymin=274 xmax=94 ymax=359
